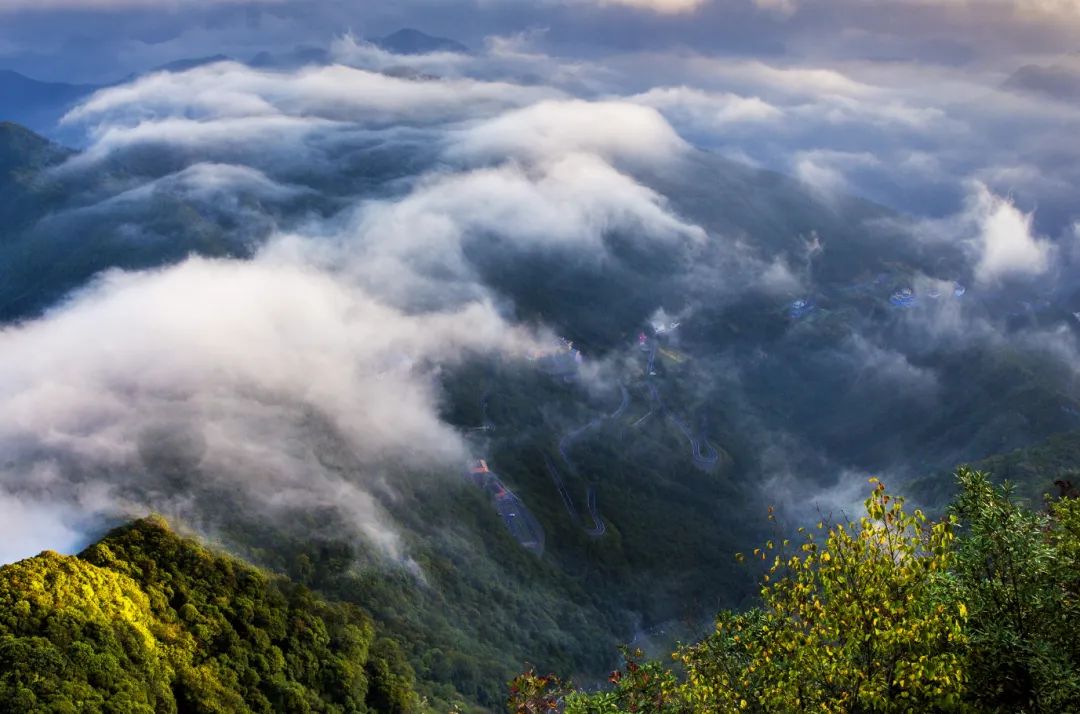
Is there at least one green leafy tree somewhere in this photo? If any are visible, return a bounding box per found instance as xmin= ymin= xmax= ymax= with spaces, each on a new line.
xmin=543 ymin=481 xmax=969 ymax=713
xmin=950 ymin=468 xmax=1080 ymax=712
xmin=565 ymin=649 xmax=687 ymax=714
xmin=681 ymin=480 xmax=966 ymax=712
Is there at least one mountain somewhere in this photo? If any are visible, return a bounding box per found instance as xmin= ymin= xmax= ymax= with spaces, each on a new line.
xmin=0 ymin=70 xmax=98 ymax=135
xmin=250 ymin=45 xmax=332 ymax=69
xmin=152 ymin=54 xmax=232 ymax=73
xmin=0 ymin=517 xmax=420 ymax=713
xmin=910 ymin=427 xmax=1080 ymax=509
xmin=4 ymin=105 xmax=1080 ymax=710
xmin=372 ymin=29 xmax=469 ymax=56
xmin=521 ymin=467 xmax=1080 ymax=712
xmin=0 ymin=121 xmax=72 ymax=230
xmin=0 ymin=122 xmax=313 ymax=321
xmin=0 ymin=120 xmax=69 ymax=177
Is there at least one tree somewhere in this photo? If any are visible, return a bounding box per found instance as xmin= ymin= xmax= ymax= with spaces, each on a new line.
xmin=545 ymin=480 xmax=969 ymax=713
xmin=0 ymin=517 xmax=423 ymax=714
xmin=950 ymin=468 xmax=1080 ymax=712
xmin=680 ymin=480 xmax=966 ymax=712
xmin=507 ymin=670 xmax=566 ymax=714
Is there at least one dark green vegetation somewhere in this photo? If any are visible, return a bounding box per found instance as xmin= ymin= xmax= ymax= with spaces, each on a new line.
xmin=515 ymin=469 xmax=1080 ymax=713
xmin=0 ymin=517 xmax=419 ymax=713
xmin=197 ymin=360 xmax=765 ymax=711
xmin=0 ymin=122 xmax=426 ymax=321
xmin=0 ymin=122 xmax=249 ymax=321
xmin=911 ymin=427 xmax=1080 ymax=508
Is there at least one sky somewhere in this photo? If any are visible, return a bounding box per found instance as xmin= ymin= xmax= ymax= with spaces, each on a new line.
xmin=1 ymin=0 xmax=1079 ymax=82
xmin=1 ymin=0 xmax=1080 ymax=564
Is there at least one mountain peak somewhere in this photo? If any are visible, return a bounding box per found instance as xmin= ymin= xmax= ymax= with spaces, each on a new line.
xmin=373 ymin=28 xmax=469 ymax=55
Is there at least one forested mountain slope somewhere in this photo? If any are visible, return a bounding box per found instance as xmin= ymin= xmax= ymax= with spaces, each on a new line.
xmin=0 ymin=517 xmax=420 ymax=713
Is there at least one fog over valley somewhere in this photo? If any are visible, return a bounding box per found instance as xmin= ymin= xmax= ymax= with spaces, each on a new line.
xmin=2 ymin=2 xmax=1080 ymax=710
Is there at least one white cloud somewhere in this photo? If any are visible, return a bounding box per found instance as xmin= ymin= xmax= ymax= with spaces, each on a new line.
xmin=793 ymin=149 xmax=881 ymax=201
xmin=0 ymin=255 xmax=549 ymax=558
xmin=969 ymin=184 xmax=1053 ymax=284
xmin=449 ymin=99 xmax=689 ymax=165
xmin=629 ymin=86 xmax=783 ymax=133
xmin=332 ymin=153 xmax=705 ymax=307
xmin=96 ymin=162 xmax=311 ymax=207
xmin=66 ymin=61 xmax=559 ymax=130
xmin=0 ymin=491 xmax=89 ymax=564
xmin=4 ymin=60 xmax=722 ymax=560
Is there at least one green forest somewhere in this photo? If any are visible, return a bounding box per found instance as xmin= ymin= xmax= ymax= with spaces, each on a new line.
xmin=4 ymin=466 xmax=1077 ymax=713
xmin=511 ymin=469 xmax=1080 ymax=713
xmin=0 ymin=517 xmax=419 ymax=714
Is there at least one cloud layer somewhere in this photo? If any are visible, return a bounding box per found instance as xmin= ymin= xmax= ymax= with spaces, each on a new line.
xmin=3 ymin=5 xmax=1080 ymax=570
xmin=1 ymin=52 xmax=719 ymax=563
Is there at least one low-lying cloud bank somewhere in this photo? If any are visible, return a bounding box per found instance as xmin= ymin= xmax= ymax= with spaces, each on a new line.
xmin=3 ymin=19 xmax=1080 ymax=567
xmin=0 ymin=257 xmax=544 ymax=560
xmin=2 ymin=57 xmax=721 ymax=564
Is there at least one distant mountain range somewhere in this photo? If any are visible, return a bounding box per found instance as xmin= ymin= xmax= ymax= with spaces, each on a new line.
xmin=0 ymin=70 xmax=97 ymax=137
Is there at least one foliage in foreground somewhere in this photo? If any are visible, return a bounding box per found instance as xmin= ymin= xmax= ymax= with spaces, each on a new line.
xmin=511 ymin=469 xmax=1080 ymax=713
xmin=0 ymin=517 xmax=419 ymax=714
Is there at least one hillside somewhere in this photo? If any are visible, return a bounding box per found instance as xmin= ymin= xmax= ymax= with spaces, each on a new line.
xmin=0 ymin=123 xmax=293 ymax=321
xmin=3 ymin=111 xmax=1080 ymax=710
xmin=0 ymin=70 xmax=97 ymax=136
xmin=0 ymin=517 xmax=420 ymax=713
xmin=517 ymin=469 xmax=1080 ymax=712
xmin=0 ymin=121 xmax=73 ymax=228
xmin=909 ymin=427 xmax=1080 ymax=508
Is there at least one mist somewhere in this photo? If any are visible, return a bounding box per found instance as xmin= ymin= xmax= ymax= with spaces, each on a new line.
xmin=1 ymin=2 xmax=1079 ymax=609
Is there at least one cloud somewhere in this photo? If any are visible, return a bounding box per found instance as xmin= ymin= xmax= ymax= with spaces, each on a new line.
xmin=793 ymin=149 xmax=881 ymax=202
xmin=0 ymin=490 xmax=92 ymax=564
xmin=449 ymin=99 xmax=689 ymax=165
xmin=0 ymin=0 xmax=276 ymax=9
xmin=968 ymin=184 xmax=1053 ymax=284
xmin=66 ymin=61 xmax=559 ymax=130
xmin=752 ymin=0 xmax=798 ymax=17
xmin=585 ymin=0 xmax=708 ymax=13
xmin=5 ymin=4 xmax=1080 ymax=581
xmin=54 ymin=60 xmax=566 ymax=177
xmin=332 ymin=154 xmax=705 ymax=308
xmin=629 ymin=86 xmax=783 ymax=135
xmin=96 ymin=162 xmax=312 ymax=207
xmin=2 ymin=57 xmax=724 ymax=562
xmin=0 ymin=255 xmax=546 ymax=560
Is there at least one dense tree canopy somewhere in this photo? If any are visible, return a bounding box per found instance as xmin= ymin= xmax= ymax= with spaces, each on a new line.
xmin=512 ymin=469 xmax=1080 ymax=713
xmin=0 ymin=517 xmax=419 ymax=713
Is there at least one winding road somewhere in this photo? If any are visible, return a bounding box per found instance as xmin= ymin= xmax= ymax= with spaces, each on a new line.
xmin=669 ymin=414 xmax=721 ymax=467
xmin=549 ymin=384 xmax=627 ymax=538
xmin=644 ymin=342 xmax=720 ymax=469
